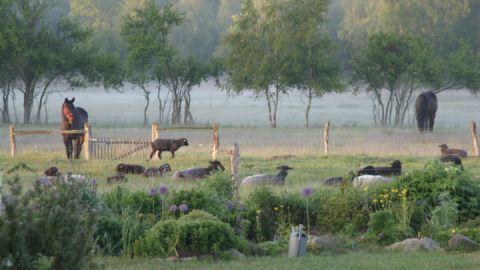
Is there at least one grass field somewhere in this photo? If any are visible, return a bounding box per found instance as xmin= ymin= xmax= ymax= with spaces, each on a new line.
xmin=97 ymin=251 xmax=480 ymax=270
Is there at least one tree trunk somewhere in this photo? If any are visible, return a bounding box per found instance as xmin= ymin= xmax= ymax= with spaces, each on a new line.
xmin=22 ymin=69 xmax=36 ymax=124
xmin=183 ymin=91 xmax=194 ymax=125
xmin=265 ymin=89 xmax=274 ymax=128
xmin=1 ymin=83 xmax=11 ymax=123
xmin=35 ymin=76 xmax=56 ymax=123
xmin=142 ymin=87 xmax=150 ymax=127
xmin=304 ymin=88 xmax=313 ymax=128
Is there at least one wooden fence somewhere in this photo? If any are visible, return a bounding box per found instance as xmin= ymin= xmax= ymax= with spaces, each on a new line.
xmin=9 ymin=122 xmax=222 ymax=160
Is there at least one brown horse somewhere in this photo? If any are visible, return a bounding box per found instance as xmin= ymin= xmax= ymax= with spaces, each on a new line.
xmin=62 ymin=98 xmax=88 ymax=159
xmin=415 ymin=91 xmax=438 ymax=132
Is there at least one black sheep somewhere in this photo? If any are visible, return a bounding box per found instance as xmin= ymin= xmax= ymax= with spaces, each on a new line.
xmin=150 ymin=138 xmax=189 ymax=159
xmin=440 ymin=154 xmax=464 ymax=170
xmin=439 ymin=144 xmax=468 ymax=158
xmin=172 ymin=160 xmax=225 ymax=180
xmin=116 ymin=163 xmax=145 ymax=174
xmin=357 ymin=160 xmax=402 ymax=176
xmin=44 ymin=166 xmax=60 ymax=177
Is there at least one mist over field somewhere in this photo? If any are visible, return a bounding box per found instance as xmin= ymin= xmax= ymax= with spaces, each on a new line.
xmin=14 ymin=81 xmax=479 ymax=128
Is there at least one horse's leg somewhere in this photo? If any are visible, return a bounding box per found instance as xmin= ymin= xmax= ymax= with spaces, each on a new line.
xmin=64 ymin=137 xmax=72 ymax=160
xmin=157 ymin=151 xmax=162 ymax=159
xmin=75 ymin=135 xmax=84 ymax=159
xmin=171 ymin=151 xmax=175 ymax=158
xmin=429 ymin=114 xmax=435 ymax=132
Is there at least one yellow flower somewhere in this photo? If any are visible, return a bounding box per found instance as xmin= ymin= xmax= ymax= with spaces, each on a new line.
xmin=274 ymin=207 xmax=279 ymax=211
xmin=452 ymin=229 xmax=456 ymax=235
xmin=363 ymin=187 xmax=369 ymax=192
xmin=379 ymin=199 xmax=384 ymax=204
xmin=391 ymin=188 xmax=398 ymax=193
xmin=256 ymin=209 xmax=261 ymax=214
xmin=373 ymin=199 xmax=378 ymax=203
xmin=280 ymin=205 xmax=284 ymax=208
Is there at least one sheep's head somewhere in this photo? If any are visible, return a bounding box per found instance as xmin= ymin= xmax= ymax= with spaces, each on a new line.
xmin=179 ymin=138 xmax=189 ymax=146
xmin=438 ymin=144 xmax=448 ymax=151
xmin=209 ymin=160 xmax=225 ymax=171
xmin=160 ymin=163 xmax=172 ymax=173
xmin=391 ymin=160 xmax=402 ymax=168
xmin=276 ymin=165 xmax=293 ymax=171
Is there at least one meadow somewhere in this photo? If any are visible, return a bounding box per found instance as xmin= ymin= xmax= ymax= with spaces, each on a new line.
xmin=1 ymin=88 xmax=480 ymax=270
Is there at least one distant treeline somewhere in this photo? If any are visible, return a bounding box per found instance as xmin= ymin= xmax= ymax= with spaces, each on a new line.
xmin=0 ymin=0 xmax=479 ymax=127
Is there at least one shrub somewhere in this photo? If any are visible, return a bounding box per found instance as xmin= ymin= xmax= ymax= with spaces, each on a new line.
xmin=140 ymin=210 xmax=237 ymax=257
xmin=202 ymin=172 xmax=234 ymax=200
xmin=398 ymin=161 xmax=480 ymax=222
xmin=170 ymin=189 xmax=227 ymax=219
xmin=0 ymin=177 xmax=99 ymax=270
xmin=366 ymin=210 xmax=397 ymax=245
xmin=95 ymin=214 xmax=123 ymax=256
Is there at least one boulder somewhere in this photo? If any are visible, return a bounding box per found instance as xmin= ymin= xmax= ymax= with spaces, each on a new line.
xmin=308 ymin=235 xmax=339 ymax=252
xmin=387 ymin=238 xmax=440 ymax=252
xmin=448 ymin=234 xmax=480 ymax=252
xmin=228 ymin=248 xmax=246 ymax=258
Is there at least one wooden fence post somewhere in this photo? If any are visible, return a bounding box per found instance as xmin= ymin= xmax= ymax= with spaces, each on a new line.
xmin=9 ymin=125 xmax=16 ymax=157
xmin=323 ymin=121 xmax=331 ymax=156
xmin=231 ymin=143 xmax=240 ymax=202
xmin=471 ymin=121 xmax=479 ymax=157
xmin=84 ymin=123 xmax=90 ymax=161
xmin=212 ymin=123 xmax=219 ymax=160
xmin=151 ymin=122 xmax=159 ymax=141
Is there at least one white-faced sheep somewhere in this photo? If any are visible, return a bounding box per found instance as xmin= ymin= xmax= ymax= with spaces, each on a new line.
xmin=172 ymin=160 xmax=225 ymax=180
xmin=150 ymin=138 xmax=189 ymax=159
xmin=439 ymin=144 xmax=468 ymax=158
xmin=241 ymin=165 xmax=293 ymax=186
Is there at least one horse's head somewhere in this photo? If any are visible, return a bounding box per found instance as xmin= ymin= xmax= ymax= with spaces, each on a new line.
xmin=63 ymin=98 xmax=75 ymax=125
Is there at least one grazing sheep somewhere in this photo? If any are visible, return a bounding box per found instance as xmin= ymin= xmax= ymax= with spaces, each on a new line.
xmin=107 ymin=174 xmax=128 ymax=184
xmin=357 ymin=160 xmax=402 ymax=176
xmin=440 ymin=155 xmax=464 ymax=170
xmin=116 ymin=163 xmax=145 ymax=174
xmin=353 ymin=175 xmax=394 ymax=188
xmin=241 ymin=165 xmax=293 ymax=186
xmin=439 ymin=144 xmax=468 ymax=158
xmin=143 ymin=163 xmax=172 ymax=177
xmin=44 ymin=166 xmax=60 ymax=177
xmin=150 ymin=138 xmax=189 ymax=159
xmin=172 ymin=160 xmax=225 ymax=180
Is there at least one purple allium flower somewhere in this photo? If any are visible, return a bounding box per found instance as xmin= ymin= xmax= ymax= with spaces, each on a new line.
xmin=159 ymin=185 xmax=168 ymax=195
xmin=148 ymin=187 xmax=159 ymax=196
xmin=226 ymin=201 xmax=235 ymax=211
xmin=169 ymin=205 xmax=178 ymax=212
xmin=303 ymin=187 xmax=313 ymax=197
xmin=179 ymin=203 xmax=188 ymax=212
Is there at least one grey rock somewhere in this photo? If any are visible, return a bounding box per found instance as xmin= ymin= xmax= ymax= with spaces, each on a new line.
xmin=387 ymin=238 xmax=440 ymax=252
xmin=308 ymin=235 xmax=339 ymax=252
xmin=448 ymin=234 xmax=480 ymax=251
xmin=228 ymin=248 xmax=246 ymax=258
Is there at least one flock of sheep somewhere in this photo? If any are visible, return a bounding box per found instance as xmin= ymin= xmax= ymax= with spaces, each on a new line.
xmin=38 ymin=137 xmax=468 ymax=188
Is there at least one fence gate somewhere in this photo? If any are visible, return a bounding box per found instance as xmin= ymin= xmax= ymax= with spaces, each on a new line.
xmin=88 ymin=137 xmax=151 ymax=160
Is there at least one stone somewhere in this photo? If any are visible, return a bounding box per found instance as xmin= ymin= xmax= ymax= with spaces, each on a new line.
xmin=448 ymin=234 xmax=480 ymax=252
xmin=387 ymin=238 xmax=440 ymax=252
xmin=180 ymin=256 xmax=197 ymax=262
xmin=308 ymin=235 xmax=339 ymax=252
xmin=228 ymin=248 xmax=246 ymax=258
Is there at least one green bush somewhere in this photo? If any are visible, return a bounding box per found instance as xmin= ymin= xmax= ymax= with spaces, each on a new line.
xmin=366 ymin=210 xmax=397 ymax=245
xmin=171 ymin=189 xmax=227 ymax=219
xmin=140 ymin=210 xmax=237 ymax=257
xmin=0 ymin=177 xmax=99 ymax=270
xmin=202 ymin=172 xmax=234 ymax=200
xmin=95 ymin=214 xmax=123 ymax=256
xmin=398 ymin=161 xmax=480 ymax=222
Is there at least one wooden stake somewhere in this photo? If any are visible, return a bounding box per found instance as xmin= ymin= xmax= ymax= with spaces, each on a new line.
xmin=151 ymin=122 xmax=159 ymax=141
xmin=471 ymin=121 xmax=479 ymax=157
xmin=231 ymin=143 xmax=240 ymax=200
xmin=212 ymin=123 xmax=219 ymax=160
xmin=84 ymin=123 xmax=90 ymax=161
xmin=323 ymin=121 xmax=331 ymax=156
xmin=9 ymin=125 xmax=16 ymax=157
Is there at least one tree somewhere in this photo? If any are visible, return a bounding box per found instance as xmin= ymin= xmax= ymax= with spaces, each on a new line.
xmin=0 ymin=0 xmax=16 ymax=123
xmin=121 ymin=0 xmax=183 ymax=126
xmin=280 ymin=0 xmax=343 ymax=127
xmin=222 ymin=0 xmax=289 ymax=128
xmin=351 ymin=33 xmax=436 ymax=127
xmin=4 ymin=0 xmax=120 ymax=124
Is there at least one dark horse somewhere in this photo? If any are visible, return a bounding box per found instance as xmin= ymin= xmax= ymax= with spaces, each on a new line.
xmin=62 ymin=98 xmax=88 ymax=159
xmin=415 ymin=91 xmax=438 ymax=132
